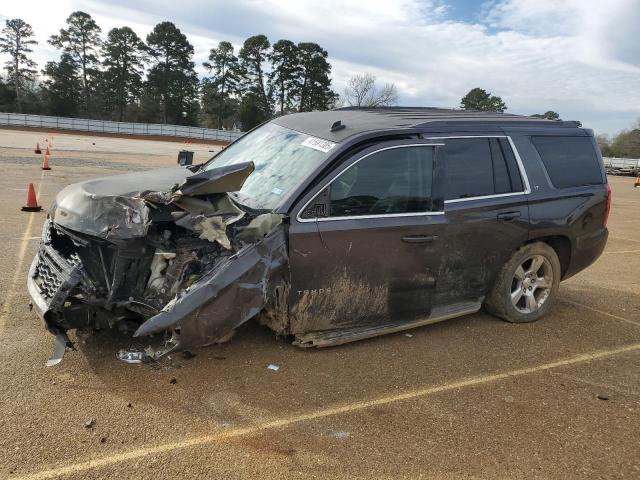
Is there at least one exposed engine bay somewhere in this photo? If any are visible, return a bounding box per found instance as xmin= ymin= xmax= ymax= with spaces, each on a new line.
xmin=27 ymin=162 xmax=290 ymax=365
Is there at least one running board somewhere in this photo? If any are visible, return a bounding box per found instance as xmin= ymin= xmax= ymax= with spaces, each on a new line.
xmin=293 ymin=299 xmax=483 ymax=348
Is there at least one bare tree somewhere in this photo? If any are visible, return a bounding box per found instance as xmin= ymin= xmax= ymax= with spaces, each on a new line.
xmin=344 ymin=73 xmax=398 ymax=107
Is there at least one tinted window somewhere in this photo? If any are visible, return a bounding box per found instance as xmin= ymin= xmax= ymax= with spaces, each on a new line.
xmin=532 ymin=136 xmax=603 ymax=188
xmin=490 ymin=138 xmax=512 ymax=194
xmin=490 ymin=138 xmax=524 ymax=194
xmin=443 ymin=139 xmax=494 ymax=200
xmin=498 ymin=138 xmax=524 ymax=192
xmin=329 ymin=146 xmax=434 ymax=217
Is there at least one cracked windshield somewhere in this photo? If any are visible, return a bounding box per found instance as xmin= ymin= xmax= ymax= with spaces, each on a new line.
xmin=206 ymin=123 xmax=332 ymax=209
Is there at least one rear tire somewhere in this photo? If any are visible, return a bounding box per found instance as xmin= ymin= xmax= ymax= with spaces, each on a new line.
xmin=484 ymin=242 xmax=561 ymax=323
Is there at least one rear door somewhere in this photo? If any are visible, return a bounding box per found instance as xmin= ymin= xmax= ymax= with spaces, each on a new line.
xmin=422 ymin=135 xmax=531 ymax=305
xmin=287 ymin=141 xmax=446 ymax=336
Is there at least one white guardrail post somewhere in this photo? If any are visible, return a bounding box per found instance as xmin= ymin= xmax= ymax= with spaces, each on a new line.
xmin=0 ymin=112 xmax=242 ymax=143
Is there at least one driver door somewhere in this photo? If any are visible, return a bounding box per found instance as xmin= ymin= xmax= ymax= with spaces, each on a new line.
xmin=288 ymin=140 xmax=447 ymax=337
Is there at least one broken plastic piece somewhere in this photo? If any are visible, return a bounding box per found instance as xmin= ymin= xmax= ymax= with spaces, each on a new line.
xmin=193 ymin=216 xmax=231 ymax=249
xmin=147 ymin=251 xmax=178 ymax=291
xmin=46 ymin=331 xmax=74 ymax=367
xmin=267 ymin=363 xmax=280 ymax=371
xmin=237 ymin=213 xmax=283 ymax=243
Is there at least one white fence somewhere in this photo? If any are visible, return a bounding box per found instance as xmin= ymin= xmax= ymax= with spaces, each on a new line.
xmin=603 ymin=157 xmax=640 ymax=175
xmin=0 ymin=112 xmax=243 ymax=143
xmin=603 ymin=157 xmax=640 ymax=168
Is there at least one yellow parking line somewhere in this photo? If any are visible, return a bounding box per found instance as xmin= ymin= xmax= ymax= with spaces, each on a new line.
xmin=16 ymin=342 xmax=640 ymax=480
xmin=0 ymin=171 xmax=45 ymax=334
xmin=561 ymin=299 xmax=640 ymax=328
xmin=602 ymin=249 xmax=640 ymax=255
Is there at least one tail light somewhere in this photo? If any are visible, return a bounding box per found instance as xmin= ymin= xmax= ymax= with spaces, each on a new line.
xmin=604 ymin=183 xmax=611 ymax=227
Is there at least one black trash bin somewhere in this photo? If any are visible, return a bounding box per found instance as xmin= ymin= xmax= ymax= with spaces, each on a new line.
xmin=177 ymin=150 xmax=194 ymax=166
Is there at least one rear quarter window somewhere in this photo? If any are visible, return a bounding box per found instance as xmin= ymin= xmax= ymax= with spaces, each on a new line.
xmin=531 ymin=136 xmax=603 ymax=188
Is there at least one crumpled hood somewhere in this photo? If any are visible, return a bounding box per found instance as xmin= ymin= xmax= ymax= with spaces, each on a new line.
xmin=53 ymin=167 xmax=190 ymax=240
xmin=52 ymin=162 xmax=256 ymax=241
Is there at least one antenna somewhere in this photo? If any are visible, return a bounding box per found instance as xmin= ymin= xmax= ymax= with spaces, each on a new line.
xmin=330 ymin=120 xmax=346 ymax=132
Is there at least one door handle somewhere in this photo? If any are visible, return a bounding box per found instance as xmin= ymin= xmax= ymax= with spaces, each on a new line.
xmin=402 ymin=235 xmax=438 ymax=244
xmin=497 ymin=211 xmax=521 ymax=221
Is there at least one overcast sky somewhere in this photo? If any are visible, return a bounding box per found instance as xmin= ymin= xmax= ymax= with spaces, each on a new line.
xmin=2 ymin=0 xmax=639 ymax=135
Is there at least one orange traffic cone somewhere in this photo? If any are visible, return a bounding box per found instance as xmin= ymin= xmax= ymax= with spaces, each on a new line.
xmin=41 ymin=154 xmax=51 ymax=170
xmin=45 ymin=144 xmax=51 ymax=155
xmin=21 ymin=183 xmax=42 ymax=212
xmin=634 ymin=176 xmax=640 ymax=188
xmin=35 ymin=142 xmax=41 ymax=154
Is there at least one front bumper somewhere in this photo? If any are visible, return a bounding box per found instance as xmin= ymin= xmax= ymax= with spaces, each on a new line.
xmin=27 ymin=231 xmax=83 ymax=328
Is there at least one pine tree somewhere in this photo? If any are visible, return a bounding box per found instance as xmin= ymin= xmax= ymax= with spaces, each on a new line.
xmin=101 ymin=27 xmax=146 ymax=121
xmin=0 ymin=76 xmax=16 ymax=111
xmin=145 ymin=22 xmax=199 ymax=125
xmin=239 ymin=93 xmax=270 ymax=131
xmin=239 ymin=35 xmax=271 ymax=117
xmin=0 ymin=19 xmax=38 ymax=113
xmin=268 ymin=40 xmax=300 ymax=115
xmin=203 ymin=41 xmax=240 ymax=128
xmin=49 ymin=11 xmax=102 ymax=116
xmin=296 ymin=42 xmax=337 ymax=112
xmin=42 ymin=53 xmax=82 ymax=117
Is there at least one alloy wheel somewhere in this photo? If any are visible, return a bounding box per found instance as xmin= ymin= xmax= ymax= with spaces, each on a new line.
xmin=510 ymin=254 xmax=553 ymax=314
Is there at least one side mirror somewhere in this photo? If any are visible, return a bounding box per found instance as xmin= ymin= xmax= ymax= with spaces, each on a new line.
xmin=301 ymin=187 xmax=330 ymax=219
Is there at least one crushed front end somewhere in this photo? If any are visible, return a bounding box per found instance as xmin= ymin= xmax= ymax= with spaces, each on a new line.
xmin=27 ymin=162 xmax=290 ymax=365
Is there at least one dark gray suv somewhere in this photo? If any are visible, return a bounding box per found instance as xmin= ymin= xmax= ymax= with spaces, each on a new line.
xmin=27 ymin=108 xmax=609 ymax=364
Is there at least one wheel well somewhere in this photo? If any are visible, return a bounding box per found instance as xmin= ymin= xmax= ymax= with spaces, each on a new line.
xmin=529 ymin=236 xmax=571 ymax=278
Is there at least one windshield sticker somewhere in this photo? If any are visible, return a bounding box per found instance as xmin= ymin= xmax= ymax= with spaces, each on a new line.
xmin=271 ymin=187 xmax=284 ymax=196
xmin=301 ymin=136 xmax=337 ymax=153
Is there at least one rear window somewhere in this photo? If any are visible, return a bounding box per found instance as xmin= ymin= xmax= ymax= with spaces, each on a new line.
xmin=531 ymin=136 xmax=603 ymax=188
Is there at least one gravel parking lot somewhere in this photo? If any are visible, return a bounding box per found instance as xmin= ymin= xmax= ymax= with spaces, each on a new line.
xmin=0 ymin=127 xmax=638 ymax=479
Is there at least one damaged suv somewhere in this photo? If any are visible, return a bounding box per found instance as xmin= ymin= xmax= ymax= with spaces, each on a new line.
xmin=27 ymin=108 xmax=609 ymax=365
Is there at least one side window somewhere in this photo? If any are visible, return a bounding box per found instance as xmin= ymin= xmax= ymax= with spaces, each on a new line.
xmin=490 ymin=138 xmax=524 ymax=194
xmin=328 ymin=146 xmax=435 ymax=217
xmin=443 ymin=138 xmax=494 ymax=200
xmin=531 ymin=136 xmax=603 ymax=188
xmin=490 ymin=138 xmax=512 ymax=194
xmin=498 ymin=138 xmax=524 ymax=192
xmin=441 ymin=138 xmax=524 ymax=200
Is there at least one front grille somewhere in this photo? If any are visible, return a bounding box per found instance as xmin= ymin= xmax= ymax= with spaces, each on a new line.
xmin=34 ymin=251 xmax=64 ymax=301
xmin=32 ymin=241 xmax=83 ymax=308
